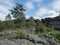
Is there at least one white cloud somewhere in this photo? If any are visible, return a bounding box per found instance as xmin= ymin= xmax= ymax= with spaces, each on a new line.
xmin=34 ymin=0 xmax=42 ymax=2
xmin=25 ymin=2 xmax=34 ymax=10
xmin=34 ymin=0 xmax=60 ymax=19
xmin=0 ymin=13 xmax=6 ymax=20
xmin=48 ymin=10 xmax=59 ymax=17
xmin=34 ymin=7 xmax=59 ymax=19
xmin=0 ymin=5 xmax=10 ymax=14
xmin=52 ymin=0 xmax=60 ymax=11
xmin=25 ymin=15 xmax=30 ymax=19
xmin=34 ymin=15 xmax=41 ymax=19
xmin=0 ymin=0 xmax=14 ymax=20
xmin=35 ymin=8 xmax=48 ymax=16
xmin=0 ymin=0 xmax=14 ymax=7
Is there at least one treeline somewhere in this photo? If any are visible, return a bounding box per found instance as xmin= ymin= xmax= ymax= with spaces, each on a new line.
xmin=0 ymin=3 xmax=55 ymax=32
xmin=0 ymin=17 xmax=40 ymax=30
xmin=0 ymin=3 xmax=41 ymax=31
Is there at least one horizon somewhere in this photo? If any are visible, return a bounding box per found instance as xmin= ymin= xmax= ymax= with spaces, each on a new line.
xmin=0 ymin=0 xmax=60 ymax=20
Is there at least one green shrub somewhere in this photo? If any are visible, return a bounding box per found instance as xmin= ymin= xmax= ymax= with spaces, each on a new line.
xmin=49 ymin=26 xmax=54 ymax=32
xmin=16 ymin=29 xmax=26 ymax=39
xmin=35 ymin=22 xmax=47 ymax=36
xmin=48 ymin=32 xmax=60 ymax=43
xmin=35 ymin=22 xmax=46 ymax=33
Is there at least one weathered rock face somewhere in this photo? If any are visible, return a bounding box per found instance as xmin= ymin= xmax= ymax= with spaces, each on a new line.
xmin=0 ymin=31 xmax=59 ymax=45
xmin=0 ymin=31 xmax=17 ymax=39
xmin=0 ymin=37 xmax=59 ymax=45
xmin=26 ymin=34 xmax=59 ymax=45
xmin=0 ymin=39 xmax=35 ymax=45
xmin=41 ymin=15 xmax=60 ymax=30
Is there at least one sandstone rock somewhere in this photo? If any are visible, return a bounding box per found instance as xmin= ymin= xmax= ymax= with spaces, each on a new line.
xmin=0 ymin=31 xmax=59 ymax=45
xmin=0 ymin=38 xmax=59 ymax=45
xmin=26 ymin=34 xmax=59 ymax=45
xmin=0 ymin=39 xmax=35 ymax=45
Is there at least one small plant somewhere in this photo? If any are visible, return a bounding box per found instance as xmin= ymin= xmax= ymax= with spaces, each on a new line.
xmin=16 ymin=29 xmax=26 ymax=39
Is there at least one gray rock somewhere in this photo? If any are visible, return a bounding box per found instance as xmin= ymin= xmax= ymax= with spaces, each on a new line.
xmin=26 ymin=34 xmax=59 ymax=45
xmin=0 ymin=39 xmax=35 ymax=45
xmin=0 ymin=39 xmax=59 ymax=45
xmin=0 ymin=31 xmax=17 ymax=39
xmin=0 ymin=31 xmax=59 ymax=45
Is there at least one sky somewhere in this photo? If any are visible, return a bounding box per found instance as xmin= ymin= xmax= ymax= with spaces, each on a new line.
xmin=0 ymin=0 xmax=60 ymax=20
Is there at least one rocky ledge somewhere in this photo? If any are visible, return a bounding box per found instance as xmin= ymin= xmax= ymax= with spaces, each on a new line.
xmin=0 ymin=34 xmax=59 ymax=45
xmin=0 ymin=31 xmax=59 ymax=45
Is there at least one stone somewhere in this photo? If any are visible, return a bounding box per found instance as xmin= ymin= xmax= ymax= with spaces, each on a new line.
xmin=26 ymin=34 xmax=59 ymax=45
xmin=0 ymin=39 xmax=35 ymax=45
xmin=0 ymin=31 xmax=59 ymax=45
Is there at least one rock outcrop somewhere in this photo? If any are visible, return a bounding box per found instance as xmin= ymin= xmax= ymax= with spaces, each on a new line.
xmin=0 ymin=36 xmax=59 ymax=45
xmin=0 ymin=31 xmax=59 ymax=45
xmin=0 ymin=39 xmax=35 ymax=45
xmin=26 ymin=34 xmax=59 ymax=45
xmin=41 ymin=15 xmax=60 ymax=30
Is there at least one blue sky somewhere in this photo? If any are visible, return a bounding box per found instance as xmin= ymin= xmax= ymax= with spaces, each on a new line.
xmin=0 ymin=0 xmax=60 ymax=20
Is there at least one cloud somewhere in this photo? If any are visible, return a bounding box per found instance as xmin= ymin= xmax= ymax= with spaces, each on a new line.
xmin=34 ymin=15 xmax=41 ymax=19
xmin=0 ymin=0 xmax=14 ymax=7
xmin=0 ymin=5 xmax=10 ymax=14
xmin=34 ymin=7 xmax=59 ymax=19
xmin=25 ymin=2 xmax=34 ymax=10
xmin=0 ymin=0 xmax=14 ymax=20
xmin=48 ymin=10 xmax=59 ymax=17
xmin=35 ymin=8 xmax=48 ymax=16
xmin=0 ymin=0 xmax=60 ymax=20
xmin=34 ymin=0 xmax=60 ymax=19
xmin=52 ymin=0 xmax=60 ymax=11
xmin=25 ymin=15 xmax=30 ymax=19
xmin=34 ymin=0 xmax=42 ymax=2
xmin=0 ymin=13 xmax=6 ymax=20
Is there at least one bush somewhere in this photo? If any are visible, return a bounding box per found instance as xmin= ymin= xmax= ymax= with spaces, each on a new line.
xmin=48 ymin=26 xmax=54 ymax=32
xmin=35 ymin=22 xmax=47 ymax=36
xmin=16 ymin=29 xmax=26 ymax=39
xmin=48 ymin=32 xmax=60 ymax=43
xmin=35 ymin=22 xmax=45 ymax=33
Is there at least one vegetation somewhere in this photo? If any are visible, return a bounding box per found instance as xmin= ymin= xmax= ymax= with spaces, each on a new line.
xmin=5 ymin=14 xmax=11 ymax=20
xmin=0 ymin=3 xmax=60 ymax=43
xmin=48 ymin=31 xmax=60 ymax=43
xmin=35 ymin=21 xmax=60 ymax=43
xmin=10 ymin=4 xmax=25 ymax=20
xmin=35 ymin=22 xmax=45 ymax=33
xmin=16 ymin=29 xmax=26 ymax=39
xmin=35 ymin=22 xmax=47 ymax=36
